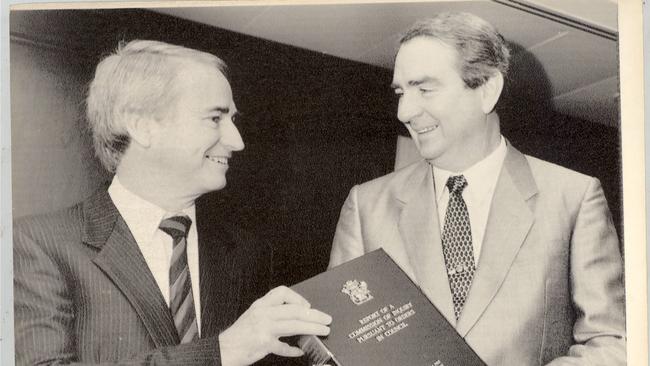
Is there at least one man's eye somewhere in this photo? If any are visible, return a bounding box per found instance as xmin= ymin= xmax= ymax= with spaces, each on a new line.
xmin=210 ymin=115 xmax=222 ymax=124
xmin=420 ymin=88 xmax=434 ymax=94
xmin=394 ymin=91 xmax=403 ymax=99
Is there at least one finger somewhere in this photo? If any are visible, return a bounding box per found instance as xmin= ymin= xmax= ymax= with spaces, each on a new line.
xmin=270 ymin=340 xmax=305 ymax=358
xmin=272 ymin=320 xmax=331 ymax=337
xmin=253 ymin=286 xmax=310 ymax=308
xmin=267 ymin=304 xmax=332 ymax=324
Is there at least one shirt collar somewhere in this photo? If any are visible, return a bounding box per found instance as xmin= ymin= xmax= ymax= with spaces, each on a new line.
xmin=108 ymin=175 xmax=197 ymax=245
xmin=433 ymin=136 xmax=507 ymax=203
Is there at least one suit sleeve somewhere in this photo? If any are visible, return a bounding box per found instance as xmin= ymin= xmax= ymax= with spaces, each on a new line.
xmin=13 ymin=223 xmax=223 ymax=366
xmin=546 ymin=178 xmax=626 ymax=366
xmin=328 ymin=186 xmax=366 ymax=269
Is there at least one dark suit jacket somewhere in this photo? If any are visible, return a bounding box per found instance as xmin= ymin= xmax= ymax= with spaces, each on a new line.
xmin=330 ymin=144 xmax=625 ymax=365
xmin=14 ymin=187 xmax=273 ymax=365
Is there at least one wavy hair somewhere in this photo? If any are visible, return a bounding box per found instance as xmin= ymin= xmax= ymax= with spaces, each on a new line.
xmin=400 ymin=12 xmax=510 ymax=89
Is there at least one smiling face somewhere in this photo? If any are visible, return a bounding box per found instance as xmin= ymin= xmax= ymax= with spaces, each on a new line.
xmin=392 ymin=37 xmax=496 ymax=171
xmin=147 ymin=61 xmax=244 ymax=200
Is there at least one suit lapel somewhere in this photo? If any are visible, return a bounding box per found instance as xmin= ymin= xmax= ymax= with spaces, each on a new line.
xmin=455 ymin=145 xmax=537 ymax=336
xmin=84 ymin=188 xmax=180 ymax=347
xmin=397 ymin=162 xmax=456 ymax=325
xmin=196 ymin=200 xmax=243 ymax=338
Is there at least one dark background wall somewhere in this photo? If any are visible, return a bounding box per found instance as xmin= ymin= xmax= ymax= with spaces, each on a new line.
xmin=10 ymin=9 xmax=622 ymax=288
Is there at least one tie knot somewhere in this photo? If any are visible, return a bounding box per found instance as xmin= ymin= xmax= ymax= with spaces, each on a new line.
xmin=159 ymin=215 xmax=192 ymax=239
xmin=446 ymin=175 xmax=468 ymax=195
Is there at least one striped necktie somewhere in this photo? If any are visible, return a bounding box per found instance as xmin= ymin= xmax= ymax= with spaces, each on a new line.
xmin=159 ymin=215 xmax=199 ymax=343
xmin=441 ymin=175 xmax=476 ymax=320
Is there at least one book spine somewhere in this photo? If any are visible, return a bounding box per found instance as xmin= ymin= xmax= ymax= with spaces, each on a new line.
xmin=297 ymin=335 xmax=341 ymax=366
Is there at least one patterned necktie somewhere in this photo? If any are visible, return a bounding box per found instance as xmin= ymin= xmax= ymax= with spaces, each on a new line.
xmin=159 ymin=215 xmax=199 ymax=343
xmin=441 ymin=175 xmax=476 ymax=320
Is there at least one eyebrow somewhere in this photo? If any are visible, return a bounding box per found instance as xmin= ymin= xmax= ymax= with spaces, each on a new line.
xmin=205 ymin=107 xmax=241 ymax=120
xmin=207 ymin=106 xmax=230 ymax=114
xmin=391 ymin=76 xmax=440 ymax=90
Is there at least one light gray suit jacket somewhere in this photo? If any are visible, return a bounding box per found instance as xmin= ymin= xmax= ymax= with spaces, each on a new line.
xmin=330 ymin=145 xmax=625 ymax=365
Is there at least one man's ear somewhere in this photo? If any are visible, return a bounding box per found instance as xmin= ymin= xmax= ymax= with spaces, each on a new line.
xmin=479 ymin=71 xmax=504 ymax=114
xmin=124 ymin=113 xmax=153 ymax=148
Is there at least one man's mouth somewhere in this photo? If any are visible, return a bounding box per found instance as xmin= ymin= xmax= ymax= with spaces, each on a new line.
xmin=416 ymin=125 xmax=438 ymax=134
xmin=205 ymin=155 xmax=229 ymax=166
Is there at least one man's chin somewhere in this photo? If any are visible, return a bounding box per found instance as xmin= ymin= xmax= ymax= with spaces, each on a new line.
xmin=418 ymin=147 xmax=444 ymax=163
xmin=211 ymin=181 xmax=227 ymax=192
xmin=197 ymin=180 xmax=227 ymax=196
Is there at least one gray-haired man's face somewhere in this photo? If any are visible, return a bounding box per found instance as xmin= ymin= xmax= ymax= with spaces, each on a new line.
xmin=145 ymin=63 xmax=245 ymax=198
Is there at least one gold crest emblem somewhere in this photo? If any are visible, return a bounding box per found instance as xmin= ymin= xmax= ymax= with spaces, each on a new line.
xmin=341 ymin=280 xmax=373 ymax=305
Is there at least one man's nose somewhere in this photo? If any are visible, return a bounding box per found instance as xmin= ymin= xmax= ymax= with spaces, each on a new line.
xmin=396 ymin=93 xmax=421 ymax=124
xmin=221 ymin=119 xmax=245 ymax=152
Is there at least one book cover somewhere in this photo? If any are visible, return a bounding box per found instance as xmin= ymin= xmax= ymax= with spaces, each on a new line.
xmin=291 ymin=249 xmax=485 ymax=366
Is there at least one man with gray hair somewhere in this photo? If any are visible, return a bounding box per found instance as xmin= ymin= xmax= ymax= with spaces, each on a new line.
xmin=329 ymin=12 xmax=625 ymax=365
xmin=14 ymin=40 xmax=331 ymax=366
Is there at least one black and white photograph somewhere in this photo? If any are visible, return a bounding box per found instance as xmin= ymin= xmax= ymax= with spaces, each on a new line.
xmin=4 ymin=0 xmax=646 ymax=365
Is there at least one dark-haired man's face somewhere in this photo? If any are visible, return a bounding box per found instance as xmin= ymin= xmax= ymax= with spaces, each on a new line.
xmin=392 ymin=37 xmax=492 ymax=171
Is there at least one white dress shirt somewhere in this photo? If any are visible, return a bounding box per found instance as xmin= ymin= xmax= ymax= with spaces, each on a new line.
xmin=432 ymin=137 xmax=507 ymax=264
xmin=108 ymin=176 xmax=201 ymax=335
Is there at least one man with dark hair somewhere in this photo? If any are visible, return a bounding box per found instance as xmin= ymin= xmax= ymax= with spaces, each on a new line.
xmin=14 ymin=40 xmax=331 ymax=366
xmin=329 ymin=12 xmax=625 ymax=365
